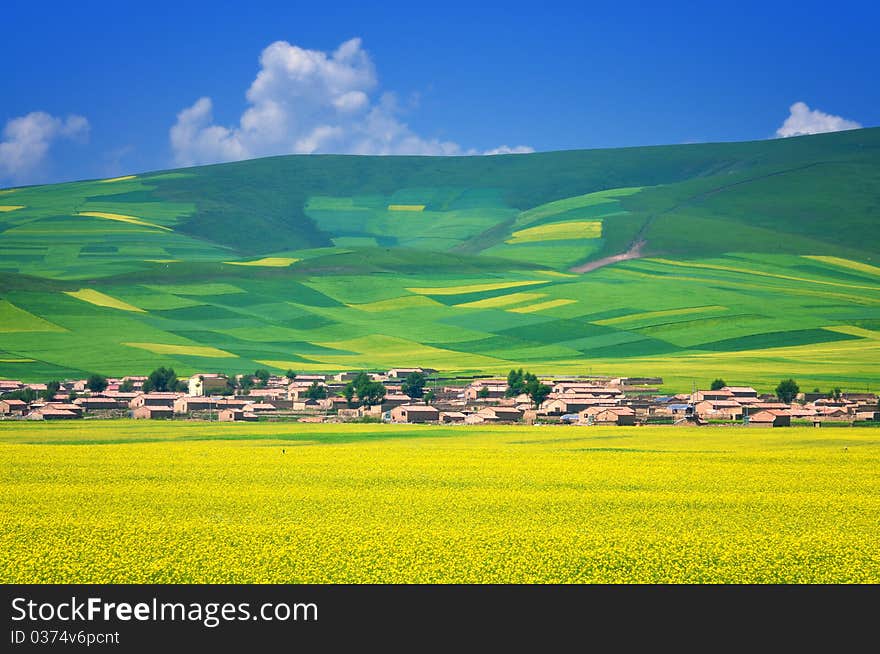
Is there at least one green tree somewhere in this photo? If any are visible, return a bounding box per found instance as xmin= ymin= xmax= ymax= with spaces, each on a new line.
xmin=143 ymin=367 xmax=177 ymax=393
xmin=306 ymin=380 xmax=328 ymax=400
xmin=424 ymin=389 xmax=436 ymax=404
xmin=239 ymin=375 xmax=254 ymax=393
xmin=119 ymin=379 xmax=134 ymax=393
xmin=286 ymin=369 xmax=297 ymax=381
xmin=254 ymin=368 xmax=270 ymax=387
xmin=4 ymin=387 xmax=36 ymax=403
xmin=506 ymin=368 xmax=525 ymax=397
xmin=86 ymin=373 xmax=108 ymax=393
xmin=775 ymin=378 xmax=800 ymax=404
xmin=477 ymin=386 xmax=490 ymax=399
xmin=401 ymin=372 xmax=426 ymax=398
xmin=523 ymin=372 xmax=551 ymax=408
xmin=344 ymin=372 xmax=386 ymax=407
xmin=710 ymin=378 xmax=726 ymax=391
xmin=42 ymin=380 xmax=61 ymax=401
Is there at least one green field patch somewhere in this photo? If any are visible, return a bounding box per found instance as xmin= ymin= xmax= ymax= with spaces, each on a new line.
xmin=595 ymin=305 xmax=729 ymax=327
xmin=695 ymin=328 xmax=862 ymax=352
xmin=154 ymin=305 xmax=245 ymax=321
xmin=515 ymin=187 xmax=642 ymax=228
xmin=0 ymin=300 xmax=66 ymax=333
xmin=123 ymin=342 xmax=236 ymax=358
xmin=561 ymin=330 xmax=652 ymax=352
xmin=578 ymin=336 xmax=681 ymax=358
xmin=499 ymin=318 xmax=614 ymax=342
xmin=332 ymin=236 xmax=379 ymax=248
xmin=144 ymin=283 xmax=245 ymax=295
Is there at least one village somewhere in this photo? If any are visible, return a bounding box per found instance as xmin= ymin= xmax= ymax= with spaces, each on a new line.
xmin=1 ymin=367 xmax=878 ymax=427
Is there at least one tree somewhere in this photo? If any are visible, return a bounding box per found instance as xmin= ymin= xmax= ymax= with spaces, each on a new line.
xmin=306 ymin=380 xmax=327 ymax=400
xmin=506 ymin=368 xmax=525 ymax=397
xmin=119 ymin=379 xmax=134 ymax=393
xmin=828 ymin=387 xmax=842 ymax=401
xmin=254 ymin=368 xmax=270 ymax=388
xmin=143 ymin=367 xmax=177 ymax=393
xmin=286 ymin=369 xmax=297 ymax=381
xmin=775 ymin=378 xmax=800 ymax=404
xmin=3 ymin=387 xmax=36 ymax=403
xmin=424 ymin=389 xmax=436 ymax=404
xmin=477 ymin=386 xmax=490 ymax=399
xmin=710 ymin=378 xmax=726 ymax=391
xmin=344 ymin=372 xmax=386 ymax=407
xmin=523 ymin=372 xmax=551 ymax=408
xmin=86 ymin=374 xmax=108 ymax=393
xmin=42 ymin=380 xmax=61 ymax=401
xmin=401 ymin=372 xmax=426 ymax=399
xmin=239 ymin=375 xmax=254 ymax=394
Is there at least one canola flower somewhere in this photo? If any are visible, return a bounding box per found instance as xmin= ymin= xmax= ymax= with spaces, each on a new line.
xmin=1 ymin=422 xmax=878 ymax=583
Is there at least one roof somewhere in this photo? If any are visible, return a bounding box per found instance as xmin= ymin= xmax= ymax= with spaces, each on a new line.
xmin=398 ymin=404 xmax=439 ymax=414
xmin=37 ymin=409 xmax=77 ymax=416
xmin=1 ymin=399 xmax=27 ymax=406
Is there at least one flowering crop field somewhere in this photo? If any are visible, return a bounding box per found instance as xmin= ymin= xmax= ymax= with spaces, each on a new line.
xmin=1 ymin=421 xmax=878 ymax=583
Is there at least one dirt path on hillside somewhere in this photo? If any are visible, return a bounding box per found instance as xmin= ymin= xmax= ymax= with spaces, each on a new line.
xmin=569 ymin=239 xmax=645 ymax=273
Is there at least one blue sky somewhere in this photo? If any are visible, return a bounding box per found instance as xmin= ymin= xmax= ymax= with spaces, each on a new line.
xmin=2 ymin=0 xmax=878 ymax=185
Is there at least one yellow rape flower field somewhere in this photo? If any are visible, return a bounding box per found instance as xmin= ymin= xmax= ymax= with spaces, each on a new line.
xmin=1 ymin=421 xmax=878 ymax=584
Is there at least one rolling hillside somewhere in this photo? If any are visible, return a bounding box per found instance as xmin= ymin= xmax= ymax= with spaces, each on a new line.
xmin=1 ymin=128 xmax=878 ymax=391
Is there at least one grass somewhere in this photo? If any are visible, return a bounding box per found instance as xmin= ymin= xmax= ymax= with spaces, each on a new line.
xmin=1 ymin=421 xmax=877 ymax=583
xmin=122 ymin=342 xmax=236 ymax=357
xmin=0 ymin=129 xmax=879 ymax=388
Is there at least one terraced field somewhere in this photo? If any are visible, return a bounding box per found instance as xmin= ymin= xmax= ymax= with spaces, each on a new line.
xmin=0 ymin=128 xmax=878 ymax=391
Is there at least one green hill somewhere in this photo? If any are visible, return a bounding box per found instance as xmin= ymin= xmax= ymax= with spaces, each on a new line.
xmin=1 ymin=128 xmax=878 ymax=391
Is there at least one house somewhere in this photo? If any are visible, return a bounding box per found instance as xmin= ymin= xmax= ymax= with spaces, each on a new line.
xmin=387 ymin=367 xmax=435 ymax=379
xmin=173 ymin=397 xmax=219 ymax=414
xmin=243 ymin=402 xmax=277 ymax=413
xmin=464 ymin=381 xmax=508 ymax=401
xmin=292 ymin=398 xmax=321 ymax=411
xmin=747 ymin=410 xmax=791 ymax=427
xmin=471 ymin=406 xmax=523 ymax=423
xmin=73 ymin=397 xmax=122 ymax=412
xmin=439 ymin=411 xmax=466 ymax=424
xmin=380 ymin=394 xmax=412 ymax=411
xmin=27 ymin=407 xmax=78 ymax=420
xmin=579 ymin=406 xmax=636 ymax=426
xmin=188 ymin=374 xmax=229 ymax=396
xmin=0 ymin=380 xmax=23 ymax=392
xmin=691 ymin=389 xmax=734 ymax=403
xmin=129 ymin=393 xmax=179 ymax=409
xmin=44 ymin=403 xmax=83 ymax=418
xmin=0 ymin=399 xmax=28 ymax=415
xmin=390 ymin=404 xmax=440 ymax=423
xmin=132 ymin=405 xmax=173 ymax=420
xmin=723 ymin=386 xmax=759 ymax=400
xmin=218 ymin=409 xmax=258 ymax=422
xmin=542 ymin=396 xmax=616 ymax=415
xmin=694 ymin=400 xmax=743 ymax=421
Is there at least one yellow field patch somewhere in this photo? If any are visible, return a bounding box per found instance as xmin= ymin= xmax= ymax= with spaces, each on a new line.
xmin=123 ymin=342 xmax=235 ymax=357
xmin=407 ymin=280 xmax=547 ymax=295
xmin=456 ymin=292 xmax=547 ymax=309
xmin=223 ymin=257 xmax=299 ymax=267
xmin=349 ymin=295 xmax=444 ymax=312
xmin=388 ymin=204 xmax=426 ymax=211
xmin=64 ymin=289 xmax=145 ymax=313
xmin=99 ymin=175 xmax=136 ymax=183
xmin=646 ymin=258 xmax=879 ymax=291
xmin=823 ymin=325 xmax=880 ymax=340
xmin=803 ymin=255 xmax=880 ymax=277
xmin=508 ymin=298 xmax=577 ymax=313
xmin=595 ymin=305 xmax=728 ymax=326
xmin=145 ymin=259 xmax=180 ymax=264
xmin=536 ymin=270 xmax=577 ymax=278
xmin=0 ymin=205 xmax=25 ymax=212
xmin=507 ymin=221 xmax=602 ymax=244
xmin=0 ymin=358 xmax=35 ymax=362
xmin=76 ymin=211 xmax=171 ymax=231
xmin=0 ymin=300 xmax=66 ymax=333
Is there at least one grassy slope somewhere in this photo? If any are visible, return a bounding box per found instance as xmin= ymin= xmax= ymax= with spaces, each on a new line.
xmin=0 ymin=128 xmax=878 ymax=391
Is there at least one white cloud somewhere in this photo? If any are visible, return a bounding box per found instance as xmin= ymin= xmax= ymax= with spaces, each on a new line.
xmin=0 ymin=111 xmax=89 ymax=183
xmin=170 ymin=38 xmax=532 ymax=165
xmin=776 ymin=101 xmax=861 ymax=138
xmin=483 ymin=144 xmax=536 ymax=155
